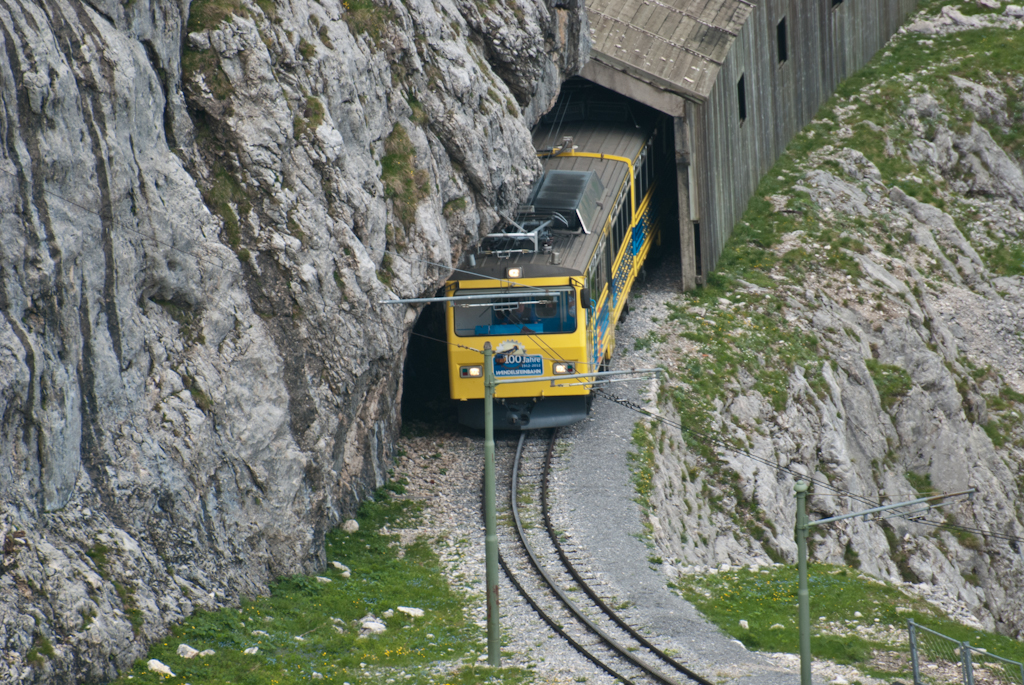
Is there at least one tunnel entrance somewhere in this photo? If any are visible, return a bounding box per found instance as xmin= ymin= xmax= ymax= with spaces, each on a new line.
xmin=540 ymin=78 xmax=687 ymax=287
xmin=399 ymin=78 xmax=688 ymax=434
xmin=400 ymin=300 xmax=459 ymax=433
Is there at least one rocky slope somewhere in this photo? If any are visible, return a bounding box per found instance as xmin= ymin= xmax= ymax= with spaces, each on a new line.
xmin=0 ymin=0 xmax=586 ymax=678
xmin=631 ymin=1 xmax=1024 ymax=640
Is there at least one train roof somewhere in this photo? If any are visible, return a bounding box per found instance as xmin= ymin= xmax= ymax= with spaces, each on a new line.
xmin=450 ymin=105 xmax=656 ymax=286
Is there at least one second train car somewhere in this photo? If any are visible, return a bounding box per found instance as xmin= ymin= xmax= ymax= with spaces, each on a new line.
xmin=446 ymin=87 xmax=672 ymax=430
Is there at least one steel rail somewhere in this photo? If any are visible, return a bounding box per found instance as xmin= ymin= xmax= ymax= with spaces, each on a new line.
xmin=540 ymin=431 xmax=716 ymax=685
xmin=496 ymin=432 xmax=634 ymax=683
xmin=509 ymin=432 xmax=680 ymax=684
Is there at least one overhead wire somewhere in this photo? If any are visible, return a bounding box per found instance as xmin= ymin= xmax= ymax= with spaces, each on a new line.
xmin=0 ymin=166 xmax=522 ymax=343
xmin=0 ymin=162 xmax=580 ymax=369
xmin=16 ymin=168 xmax=1016 ymax=546
xmin=593 ymin=388 xmax=878 ymax=507
xmin=593 ymin=388 xmax=1024 ymax=546
xmin=0 ymin=166 xmax=556 ymax=316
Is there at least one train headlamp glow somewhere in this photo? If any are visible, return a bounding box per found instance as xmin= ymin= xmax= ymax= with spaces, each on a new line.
xmin=552 ymin=362 xmax=576 ymax=375
xmin=506 ymin=267 xmax=522 ymax=279
xmin=460 ymin=365 xmax=483 ymax=378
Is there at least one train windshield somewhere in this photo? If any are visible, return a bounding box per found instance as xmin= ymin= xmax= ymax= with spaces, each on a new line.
xmin=452 ymin=288 xmax=577 ymax=337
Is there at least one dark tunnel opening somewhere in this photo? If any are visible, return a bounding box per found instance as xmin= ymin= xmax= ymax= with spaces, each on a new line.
xmin=400 ymin=300 xmax=459 ymax=433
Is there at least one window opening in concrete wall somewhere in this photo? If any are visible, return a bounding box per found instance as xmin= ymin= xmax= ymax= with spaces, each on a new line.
xmin=777 ymin=17 xmax=788 ymax=64
xmin=737 ymin=74 xmax=747 ymax=123
xmin=693 ymin=222 xmax=702 ymax=280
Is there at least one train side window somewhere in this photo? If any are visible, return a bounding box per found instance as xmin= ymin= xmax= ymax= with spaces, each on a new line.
xmin=635 ymin=153 xmax=643 ymax=201
xmin=587 ymin=262 xmax=599 ymax=307
xmin=602 ymin=235 xmax=610 ymax=278
xmin=639 ymin=151 xmax=648 ymax=198
xmin=601 ymin=237 xmax=612 ymax=291
xmin=610 ymin=209 xmax=621 ymax=255
xmin=617 ymin=197 xmax=629 ymax=249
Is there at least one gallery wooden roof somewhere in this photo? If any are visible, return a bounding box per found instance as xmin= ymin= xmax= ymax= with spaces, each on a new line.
xmin=586 ymin=0 xmax=754 ymax=101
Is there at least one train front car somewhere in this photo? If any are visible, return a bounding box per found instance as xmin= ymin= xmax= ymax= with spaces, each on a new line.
xmin=447 ymin=84 xmax=664 ymax=431
xmin=445 ymin=185 xmax=597 ymax=430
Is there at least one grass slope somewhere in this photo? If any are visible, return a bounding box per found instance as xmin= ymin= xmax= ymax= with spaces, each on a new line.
xmin=105 ymin=485 xmax=530 ymax=684
xmin=671 ymin=564 xmax=1024 ymax=681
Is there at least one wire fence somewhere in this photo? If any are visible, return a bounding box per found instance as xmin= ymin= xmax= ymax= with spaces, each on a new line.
xmin=909 ymin=619 xmax=1024 ymax=685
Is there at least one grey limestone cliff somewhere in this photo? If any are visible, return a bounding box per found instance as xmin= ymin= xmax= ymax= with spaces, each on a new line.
xmin=0 ymin=0 xmax=586 ymax=678
xmin=634 ymin=7 xmax=1024 ymax=641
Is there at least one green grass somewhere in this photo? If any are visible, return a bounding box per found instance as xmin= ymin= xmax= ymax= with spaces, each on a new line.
xmin=628 ymin=423 xmax=657 ymax=530
xmin=85 ymin=543 xmax=111 ymax=579
xmin=293 ymin=96 xmax=326 ymax=138
xmin=983 ymin=240 xmax=1024 ymax=277
xmin=341 ymin=0 xmax=397 ymax=42
xmin=904 ymin=471 xmax=935 ymax=497
xmin=665 ymin=286 xmax=825 ymax=435
xmin=671 ymin=564 xmax=1024 ymax=677
xmin=864 ymin=359 xmax=913 ymax=412
xmin=187 ymin=0 xmax=247 ymax=32
xmin=442 ymin=196 xmax=467 ymax=217
xmin=181 ymin=0 xmax=246 ymax=101
xmin=202 ymin=165 xmax=249 ymax=251
xmin=108 ymin=488 xmax=532 ymax=684
xmin=150 ymin=299 xmax=205 ymax=346
xmin=381 ymin=124 xmax=429 ymax=231
xmin=633 ymin=330 xmax=666 ymax=351
xmin=26 ymin=633 xmax=55 ymax=668
xmin=181 ymin=47 xmax=234 ymax=100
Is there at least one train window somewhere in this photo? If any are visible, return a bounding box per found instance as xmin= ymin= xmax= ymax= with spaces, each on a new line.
xmin=604 ymin=238 xmax=613 ymax=287
xmin=623 ymin=209 xmax=631 ymax=243
xmin=592 ymin=236 xmax=609 ymax=296
xmin=634 ymin=151 xmax=643 ymax=197
xmin=586 ymin=267 xmax=598 ymax=308
xmin=452 ymin=288 xmax=578 ymax=337
xmin=610 ymin=209 xmax=621 ymax=255
xmin=614 ymin=203 xmax=626 ymax=256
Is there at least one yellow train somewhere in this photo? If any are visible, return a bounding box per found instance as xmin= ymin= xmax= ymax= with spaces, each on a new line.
xmin=446 ymin=87 xmax=670 ymax=429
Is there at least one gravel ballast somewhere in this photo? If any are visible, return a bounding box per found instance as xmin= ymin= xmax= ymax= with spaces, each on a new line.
xmin=394 ymin=256 xmax=904 ymax=685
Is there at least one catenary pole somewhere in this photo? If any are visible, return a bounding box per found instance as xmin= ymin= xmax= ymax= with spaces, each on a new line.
xmin=483 ymin=342 xmax=500 ymax=666
xmin=795 ymin=481 xmax=812 ymax=685
xmin=794 ymin=482 xmax=975 ymax=685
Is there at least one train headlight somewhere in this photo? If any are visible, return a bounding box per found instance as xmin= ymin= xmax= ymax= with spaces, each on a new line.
xmin=460 ymin=365 xmax=483 ymax=378
xmin=506 ymin=267 xmax=522 ymax=279
xmin=552 ymin=362 xmax=576 ymax=375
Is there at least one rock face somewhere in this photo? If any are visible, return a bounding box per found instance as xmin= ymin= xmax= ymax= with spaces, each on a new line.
xmin=0 ymin=0 xmax=586 ymax=678
xmin=637 ymin=9 xmax=1024 ymax=639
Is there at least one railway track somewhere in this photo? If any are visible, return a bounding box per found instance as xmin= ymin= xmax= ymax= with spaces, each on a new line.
xmin=491 ymin=429 xmax=715 ymax=685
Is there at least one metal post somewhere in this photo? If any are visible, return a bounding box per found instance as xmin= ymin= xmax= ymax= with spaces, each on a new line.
xmin=795 ymin=480 xmax=812 ymax=685
xmin=483 ymin=342 xmax=500 ymax=666
xmin=908 ymin=619 xmax=921 ymax=685
xmin=962 ymin=642 xmax=974 ymax=685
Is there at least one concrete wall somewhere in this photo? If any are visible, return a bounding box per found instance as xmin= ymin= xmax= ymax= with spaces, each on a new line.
xmin=688 ymin=0 xmax=917 ymax=280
